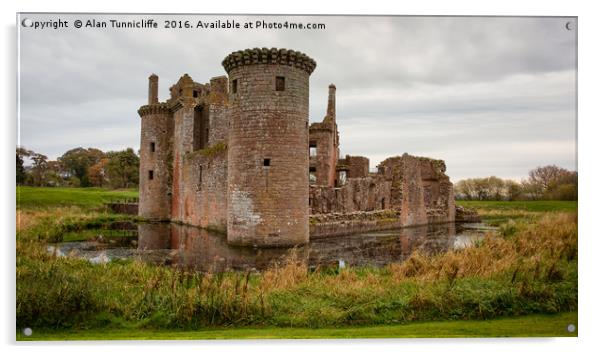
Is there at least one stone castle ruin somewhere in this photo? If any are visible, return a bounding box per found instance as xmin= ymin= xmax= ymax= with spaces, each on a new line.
xmin=138 ymin=48 xmax=457 ymax=248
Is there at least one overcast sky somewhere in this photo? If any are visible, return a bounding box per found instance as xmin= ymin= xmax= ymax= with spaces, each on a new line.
xmin=18 ymin=14 xmax=577 ymax=181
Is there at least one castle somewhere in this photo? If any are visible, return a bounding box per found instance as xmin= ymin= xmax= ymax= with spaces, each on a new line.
xmin=138 ymin=48 xmax=456 ymax=248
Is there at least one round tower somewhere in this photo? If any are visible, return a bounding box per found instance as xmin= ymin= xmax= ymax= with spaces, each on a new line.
xmin=222 ymin=48 xmax=316 ymax=247
xmin=138 ymin=74 xmax=173 ymax=220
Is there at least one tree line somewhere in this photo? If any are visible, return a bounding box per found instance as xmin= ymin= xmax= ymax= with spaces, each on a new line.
xmin=454 ymin=165 xmax=577 ymax=201
xmin=16 ymin=147 xmax=139 ymax=189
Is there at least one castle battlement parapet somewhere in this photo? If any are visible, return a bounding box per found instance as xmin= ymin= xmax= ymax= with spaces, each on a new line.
xmin=222 ymin=47 xmax=317 ymax=75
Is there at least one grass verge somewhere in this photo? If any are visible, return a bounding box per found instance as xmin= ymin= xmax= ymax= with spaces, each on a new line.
xmin=17 ymin=312 xmax=577 ymax=340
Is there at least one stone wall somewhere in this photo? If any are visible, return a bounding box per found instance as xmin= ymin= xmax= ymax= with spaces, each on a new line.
xmin=399 ymin=154 xmax=428 ymax=226
xmin=171 ymin=103 xmax=194 ymax=223
xmin=309 ymin=176 xmax=391 ymax=214
xmin=138 ymin=101 xmax=173 ymax=220
xmin=309 ymin=84 xmax=339 ymax=187
xmin=378 ymin=153 xmax=455 ymax=227
xmin=107 ymin=202 xmax=138 ymax=215
xmin=225 ymin=48 xmax=315 ymax=247
xmin=339 ymin=155 xmax=369 ymax=179
xmin=309 ymin=210 xmax=401 ymax=238
xmin=197 ymin=76 xmax=230 ymax=233
xmin=377 ymin=156 xmax=404 ymax=209
xmin=455 ymin=205 xmax=481 ymax=223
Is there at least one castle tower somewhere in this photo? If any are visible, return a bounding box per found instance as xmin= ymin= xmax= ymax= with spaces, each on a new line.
xmin=138 ymin=74 xmax=173 ymax=220
xmin=222 ymin=48 xmax=317 ymax=247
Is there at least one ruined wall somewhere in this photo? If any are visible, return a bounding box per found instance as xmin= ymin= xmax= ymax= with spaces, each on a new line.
xmin=309 ymin=128 xmax=337 ymax=186
xmin=309 ymin=84 xmax=339 ymax=187
xmin=341 ymin=155 xmax=369 ymax=179
xmin=309 ymin=176 xmax=391 ymax=214
xmin=224 ymin=48 xmax=316 ymax=247
xmin=309 ymin=210 xmax=401 ymax=238
xmin=417 ymin=157 xmax=455 ymax=224
xmin=377 ymin=156 xmax=404 ymax=209
xmin=399 ymin=154 xmax=428 ymax=227
xmin=378 ymin=154 xmax=455 ymax=227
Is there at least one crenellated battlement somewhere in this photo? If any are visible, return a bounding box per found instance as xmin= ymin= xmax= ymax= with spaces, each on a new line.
xmin=138 ymin=102 xmax=171 ymax=117
xmin=222 ymin=47 xmax=317 ymax=75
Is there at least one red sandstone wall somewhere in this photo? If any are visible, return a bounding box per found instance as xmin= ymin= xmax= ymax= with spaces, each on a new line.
xmin=400 ymin=154 xmax=428 ymax=226
xmin=138 ymin=104 xmax=173 ymax=220
xmin=309 ymin=128 xmax=337 ymax=186
xmin=344 ymin=155 xmax=370 ymax=179
xmin=197 ymin=76 xmax=229 ymax=232
xmin=309 ymin=176 xmax=391 ymax=214
xmin=225 ymin=54 xmax=312 ymax=247
xmin=378 ymin=154 xmax=455 ymax=227
xmin=171 ymin=105 xmax=194 ymax=222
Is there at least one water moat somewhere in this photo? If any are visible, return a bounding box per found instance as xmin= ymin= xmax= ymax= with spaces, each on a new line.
xmin=49 ymin=222 xmax=495 ymax=273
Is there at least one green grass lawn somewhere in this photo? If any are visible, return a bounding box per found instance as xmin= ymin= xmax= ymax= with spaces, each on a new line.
xmin=16 ymin=186 xmax=138 ymax=210
xmin=17 ymin=312 xmax=577 ymax=340
xmin=456 ymin=200 xmax=577 ymax=213
xmin=456 ymin=200 xmax=577 ymax=225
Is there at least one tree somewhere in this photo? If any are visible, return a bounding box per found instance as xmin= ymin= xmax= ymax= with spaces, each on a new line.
xmin=528 ymin=165 xmax=577 ymax=200
xmin=16 ymin=147 xmax=33 ymax=185
xmin=29 ymin=153 xmax=49 ymax=187
xmin=105 ymin=148 xmax=139 ymax=189
xmin=454 ymin=179 xmax=475 ymax=200
xmin=58 ymin=148 xmax=105 ymax=187
xmin=529 ymin=165 xmax=570 ymax=192
xmin=88 ymin=158 xmax=110 ymax=187
xmin=43 ymin=160 xmax=65 ymax=187
xmin=455 ymin=176 xmax=527 ymax=201
xmin=505 ymin=180 xmax=523 ymax=201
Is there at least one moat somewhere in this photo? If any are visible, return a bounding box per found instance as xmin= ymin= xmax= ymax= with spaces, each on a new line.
xmin=49 ymin=222 xmax=494 ymax=273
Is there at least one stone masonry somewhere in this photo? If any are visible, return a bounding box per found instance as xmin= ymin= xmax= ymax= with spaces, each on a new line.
xmin=138 ymin=47 xmax=457 ymax=248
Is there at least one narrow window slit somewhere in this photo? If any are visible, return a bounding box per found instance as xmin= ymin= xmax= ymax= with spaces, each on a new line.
xmin=276 ymin=76 xmax=285 ymax=91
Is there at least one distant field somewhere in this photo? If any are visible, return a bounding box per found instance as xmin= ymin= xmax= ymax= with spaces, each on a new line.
xmin=456 ymin=200 xmax=577 ymax=224
xmin=456 ymin=200 xmax=577 ymax=213
xmin=16 ymin=186 xmax=138 ymax=210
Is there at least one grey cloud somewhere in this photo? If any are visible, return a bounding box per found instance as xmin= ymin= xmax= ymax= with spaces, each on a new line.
xmin=18 ymin=14 xmax=576 ymax=181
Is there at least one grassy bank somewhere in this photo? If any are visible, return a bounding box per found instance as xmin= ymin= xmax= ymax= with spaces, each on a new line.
xmin=16 ymin=187 xmax=578 ymax=338
xmin=18 ymin=312 xmax=577 ymax=340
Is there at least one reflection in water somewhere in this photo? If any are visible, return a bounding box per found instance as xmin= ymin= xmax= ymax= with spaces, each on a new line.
xmin=51 ymin=222 xmax=491 ymax=272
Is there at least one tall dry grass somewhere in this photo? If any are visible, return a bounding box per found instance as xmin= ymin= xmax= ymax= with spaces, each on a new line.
xmin=388 ymin=213 xmax=577 ymax=282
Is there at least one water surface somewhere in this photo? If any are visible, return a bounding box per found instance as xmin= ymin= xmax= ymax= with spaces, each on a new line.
xmin=49 ymin=222 xmax=493 ymax=272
